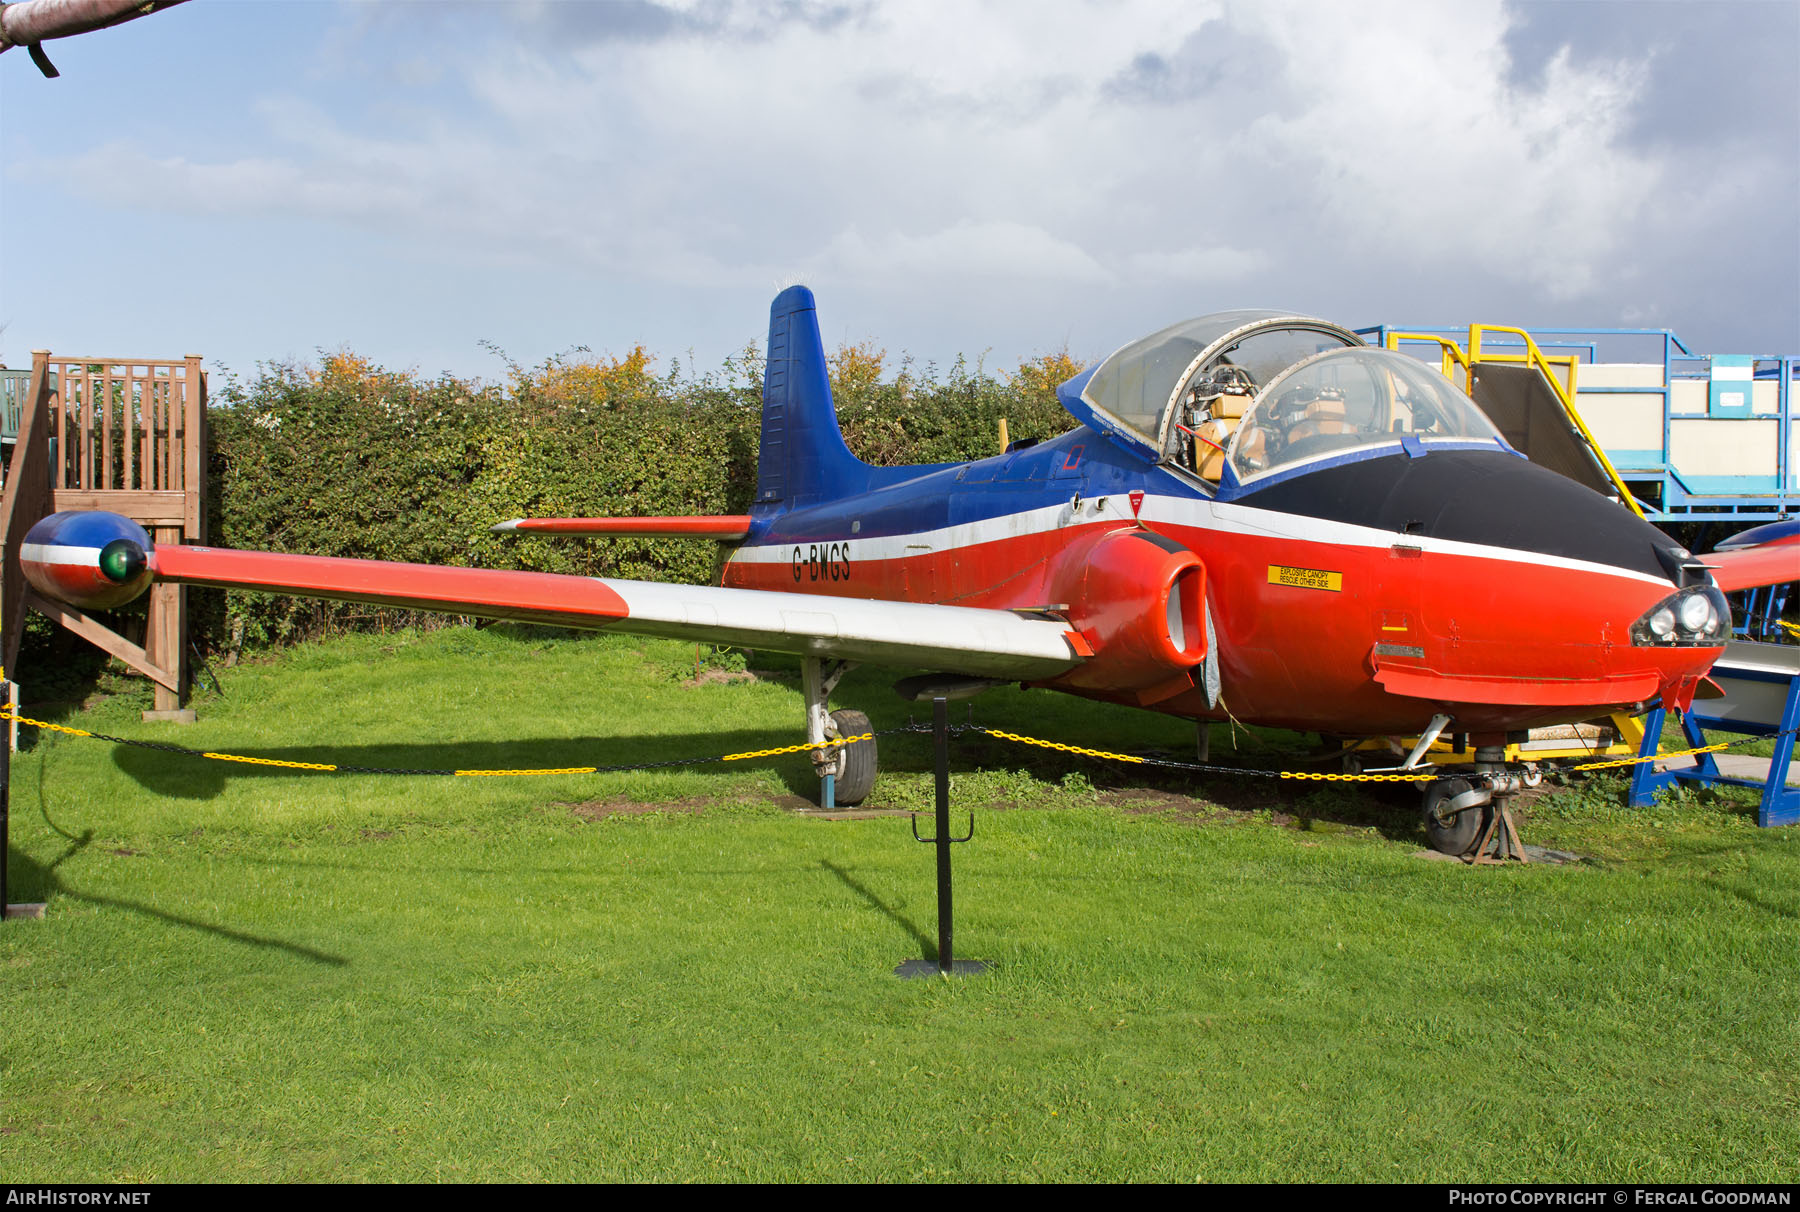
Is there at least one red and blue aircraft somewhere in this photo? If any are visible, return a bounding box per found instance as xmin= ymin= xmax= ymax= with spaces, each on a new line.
xmin=21 ymin=287 xmax=1796 ymax=853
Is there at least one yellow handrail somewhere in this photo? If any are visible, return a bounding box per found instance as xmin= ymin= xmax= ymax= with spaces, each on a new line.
xmin=1384 ymin=331 xmax=1471 ymax=384
xmin=1469 ymin=324 xmax=1645 ymax=519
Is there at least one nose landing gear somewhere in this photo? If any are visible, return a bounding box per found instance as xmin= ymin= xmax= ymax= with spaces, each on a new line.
xmin=1421 ymin=746 xmax=1541 ymax=861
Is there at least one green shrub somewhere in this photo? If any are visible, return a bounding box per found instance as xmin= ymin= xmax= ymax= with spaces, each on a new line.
xmin=188 ymin=341 xmax=1085 ymax=655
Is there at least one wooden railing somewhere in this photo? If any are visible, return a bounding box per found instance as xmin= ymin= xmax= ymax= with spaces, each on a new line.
xmin=3 ymin=350 xmax=207 ymax=715
xmin=0 ymin=369 xmax=32 ymax=443
xmin=41 ymin=352 xmax=206 ymax=534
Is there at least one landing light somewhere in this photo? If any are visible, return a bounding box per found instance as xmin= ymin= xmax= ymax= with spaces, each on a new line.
xmin=1632 ymin=587 xmax=1728 ymax=647
xmin=1677 ymin=593 xmax=1712 ymax=633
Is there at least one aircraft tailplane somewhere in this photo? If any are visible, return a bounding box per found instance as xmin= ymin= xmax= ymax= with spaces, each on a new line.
xmin=756 ymin=285 xmax=869 ymax=510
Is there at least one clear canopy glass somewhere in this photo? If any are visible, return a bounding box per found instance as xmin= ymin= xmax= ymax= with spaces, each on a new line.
xmin=1225 ymin=347 xmax=1508 ymax=483
xmin=1079 ymin=312 xmax=1358 ymax=448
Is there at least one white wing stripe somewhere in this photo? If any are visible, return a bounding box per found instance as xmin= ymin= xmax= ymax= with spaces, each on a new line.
xmin=603 ymin=579 xmax=1079 ymax=679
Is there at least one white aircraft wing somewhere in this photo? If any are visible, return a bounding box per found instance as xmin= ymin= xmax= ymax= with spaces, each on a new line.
xmin=23 ymin=524 xmax=1085 ymax=681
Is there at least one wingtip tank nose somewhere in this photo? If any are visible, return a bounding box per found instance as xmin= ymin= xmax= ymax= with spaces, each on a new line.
xmin=20 ymin=511 xmax=155 ymax=610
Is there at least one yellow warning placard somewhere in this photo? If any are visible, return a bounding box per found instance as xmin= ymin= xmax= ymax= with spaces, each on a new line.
xmin=1268 ymin=564 xmax=1343 ymax=592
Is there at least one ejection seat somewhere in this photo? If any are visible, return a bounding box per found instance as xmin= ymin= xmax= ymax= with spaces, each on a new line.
xmin=1194 ymin=384 xmax=1256 ymax=481
xmin=1286 ymin=392 xmax=1353 ymax=443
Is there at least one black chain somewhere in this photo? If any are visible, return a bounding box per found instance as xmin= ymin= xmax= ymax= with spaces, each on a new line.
xmin=12 ymin=711 xmax=1797 ymax=786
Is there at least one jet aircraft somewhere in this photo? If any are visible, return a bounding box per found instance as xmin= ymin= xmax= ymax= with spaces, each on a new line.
xmin=21 ymin=287 xmax=1794 ymax=854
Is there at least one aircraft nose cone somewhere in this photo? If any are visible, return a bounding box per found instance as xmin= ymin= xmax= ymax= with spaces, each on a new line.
xmin=21 ymin=511 xmax=156 ymax=610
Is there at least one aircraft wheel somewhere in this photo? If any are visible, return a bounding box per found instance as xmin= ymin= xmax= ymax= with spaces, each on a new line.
xmin=1422 ymin=777 xmax=1489 ymax=856
xmin=828 ymin=709 xmax=878 ymax=806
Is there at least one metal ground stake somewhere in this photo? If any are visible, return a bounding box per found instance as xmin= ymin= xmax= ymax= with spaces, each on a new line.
xmin=895 ymin=697 xmax=987 ymax=978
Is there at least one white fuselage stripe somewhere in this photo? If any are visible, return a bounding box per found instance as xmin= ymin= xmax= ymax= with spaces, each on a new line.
xmin=21 ymin=543 xmax=103 ymax=567
xmin=729 ymin=494 xmax=1671 ymax=589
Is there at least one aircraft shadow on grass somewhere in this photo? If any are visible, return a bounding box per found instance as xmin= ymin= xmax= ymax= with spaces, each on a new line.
xmin=99 ymin=716 xmax=1429 ymax=845
xmin=7 ymin=787 xmax=348 ymax=966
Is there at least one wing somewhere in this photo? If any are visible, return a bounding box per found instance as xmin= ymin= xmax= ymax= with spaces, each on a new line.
xmin=1705 ymin=520 xmax=1800 ymax=594
xmin=22 ymin=512 xmax=1084 ymax=680
xmin=490 ymin=516 xmax=752 ymax=539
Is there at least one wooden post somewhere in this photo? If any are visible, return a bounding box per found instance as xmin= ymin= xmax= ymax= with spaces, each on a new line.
xmin=184 ymin=357 xmax=204 ymax=540
xmin=1 ymin=353 xmax=55 ymax=677
xmin=143 ymin=525 xmax=191 ymax=721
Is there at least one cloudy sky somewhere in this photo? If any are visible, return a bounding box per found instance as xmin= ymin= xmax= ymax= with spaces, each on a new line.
xmin=2 ymin=0 xmax=1795 ymax=384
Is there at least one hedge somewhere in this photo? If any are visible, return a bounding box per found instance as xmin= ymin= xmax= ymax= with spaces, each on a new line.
xmin=181 ymin=342 xmax=1087 ymax=654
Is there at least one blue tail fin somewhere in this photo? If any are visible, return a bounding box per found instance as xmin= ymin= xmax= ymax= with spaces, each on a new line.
xmin=755 ymin=286 xmax=868 ymax=510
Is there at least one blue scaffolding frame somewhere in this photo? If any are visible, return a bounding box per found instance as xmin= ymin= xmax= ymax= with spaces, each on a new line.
xmin=1627 ymin=651 xmax=1800 ymax=828
xmin=1361 ymin=324 xmax=1798 ymax=522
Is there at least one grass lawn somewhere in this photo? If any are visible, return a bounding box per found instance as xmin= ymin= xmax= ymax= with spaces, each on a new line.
xmin=2 ymin=625 xmax=1796 ymax=1182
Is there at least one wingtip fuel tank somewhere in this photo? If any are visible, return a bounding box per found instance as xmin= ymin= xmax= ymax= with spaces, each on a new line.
xmin=20 ymin=510 xmax=155 ymax=610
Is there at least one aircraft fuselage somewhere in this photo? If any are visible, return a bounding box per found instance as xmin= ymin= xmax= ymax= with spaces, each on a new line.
xmin=723 ymin=427 xmax=1721 ymax=737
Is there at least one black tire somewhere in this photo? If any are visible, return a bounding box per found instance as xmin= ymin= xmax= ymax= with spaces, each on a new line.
xmin=1422 ymin=777 xmax=1490 ymax=856
xmin=828 ymin=708 xmax=878 ymax=806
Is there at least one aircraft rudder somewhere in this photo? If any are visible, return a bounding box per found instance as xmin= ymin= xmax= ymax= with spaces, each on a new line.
xmin=756 ymin=285 xmax=865 ymax=510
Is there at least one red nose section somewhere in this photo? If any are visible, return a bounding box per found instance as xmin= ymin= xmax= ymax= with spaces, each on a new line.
xmin=20 ymin=511 xmax=155 ymax=611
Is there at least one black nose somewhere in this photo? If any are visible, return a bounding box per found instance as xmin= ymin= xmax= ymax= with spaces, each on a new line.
xmin=1237 ymin=448 xmax=1682 ymax=583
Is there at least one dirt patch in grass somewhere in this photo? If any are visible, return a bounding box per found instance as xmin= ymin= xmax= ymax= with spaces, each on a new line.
xmin=560 ymin=791 xmax=894 ymax=821
xmin=1101 ymin=787 xmax=1242 ymax=826
xmin=680 ymin=668 xmax=761 ymax=689
xmin=562 ymin=795 xmax=718 ymax=821
xmin=557 ymin=791 xmax=823 ymax=820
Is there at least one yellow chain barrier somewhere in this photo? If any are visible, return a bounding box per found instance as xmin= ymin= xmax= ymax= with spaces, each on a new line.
xmin=1568 ymin=739 xmax=1733 ymax=772
xmin=985 ymin=727 xmax=1442 ymax=778
xmin=983 ymin=725 xmax=1778 ymax=782
xmin=3 ymin=713 xmax=95 ymax=740
xmin=721 ymin=733 xmax=873 ymax=762
xmin=0 ymin=708 xmax=871 ymax=778
xmin=201 ymin=752 xmax=339 ymax=771
xmin=1282 ymin=770 xmax=1436 ymax=782
xmin=0 ymin=703 xmax=1777 ymax=785
xmin=982 ymin=728 xmax=1146 ymax=764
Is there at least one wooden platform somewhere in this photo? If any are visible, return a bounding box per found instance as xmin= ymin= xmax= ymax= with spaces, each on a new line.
xmin=1 ymin=350 xmax=206 ymax=714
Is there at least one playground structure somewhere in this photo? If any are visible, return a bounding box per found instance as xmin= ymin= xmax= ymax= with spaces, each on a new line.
xmin=0 ymin=351 xmax=207 ymax=717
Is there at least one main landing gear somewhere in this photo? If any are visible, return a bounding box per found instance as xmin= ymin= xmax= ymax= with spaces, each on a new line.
xmin=1421 ymin=746 xmax=1542 ymax=858
xmin=802 ymin=657 xmax=878 ymax=808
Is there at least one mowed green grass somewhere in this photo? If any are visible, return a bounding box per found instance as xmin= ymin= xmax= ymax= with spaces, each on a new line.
xmin=2 ymin=626 xmax=1797 ymax=1182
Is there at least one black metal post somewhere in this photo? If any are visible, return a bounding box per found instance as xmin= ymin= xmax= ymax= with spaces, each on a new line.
xmin=1 ymin=704 xmax=8 ymax=919
xmin=933 ymin=695 xmax=953 ymax=973
xmin=895 ymin=697 xmax=985 ymax=978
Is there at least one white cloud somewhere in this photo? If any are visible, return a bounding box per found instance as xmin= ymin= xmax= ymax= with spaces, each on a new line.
xmin=1126 ymin=245 xmax=1267 ymax=284
xmin=12 ymin=0 xmax=1792 ymax=374
xmin=819 ymin=221 xmax=1111 ymax=283
xmin=1229 ymin=2 xmax=1660 ymax=297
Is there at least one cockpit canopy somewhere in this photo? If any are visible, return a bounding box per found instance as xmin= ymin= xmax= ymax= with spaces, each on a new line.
xmin=1224 ymin=347 xmax=1507 ymax=485
xmin=1071 ymin=310 xmax=1508 ymax=488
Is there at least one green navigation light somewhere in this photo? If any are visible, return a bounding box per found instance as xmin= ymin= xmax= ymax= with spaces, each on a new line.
xmin=98 ymin=539 xmax=145 ymax=584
